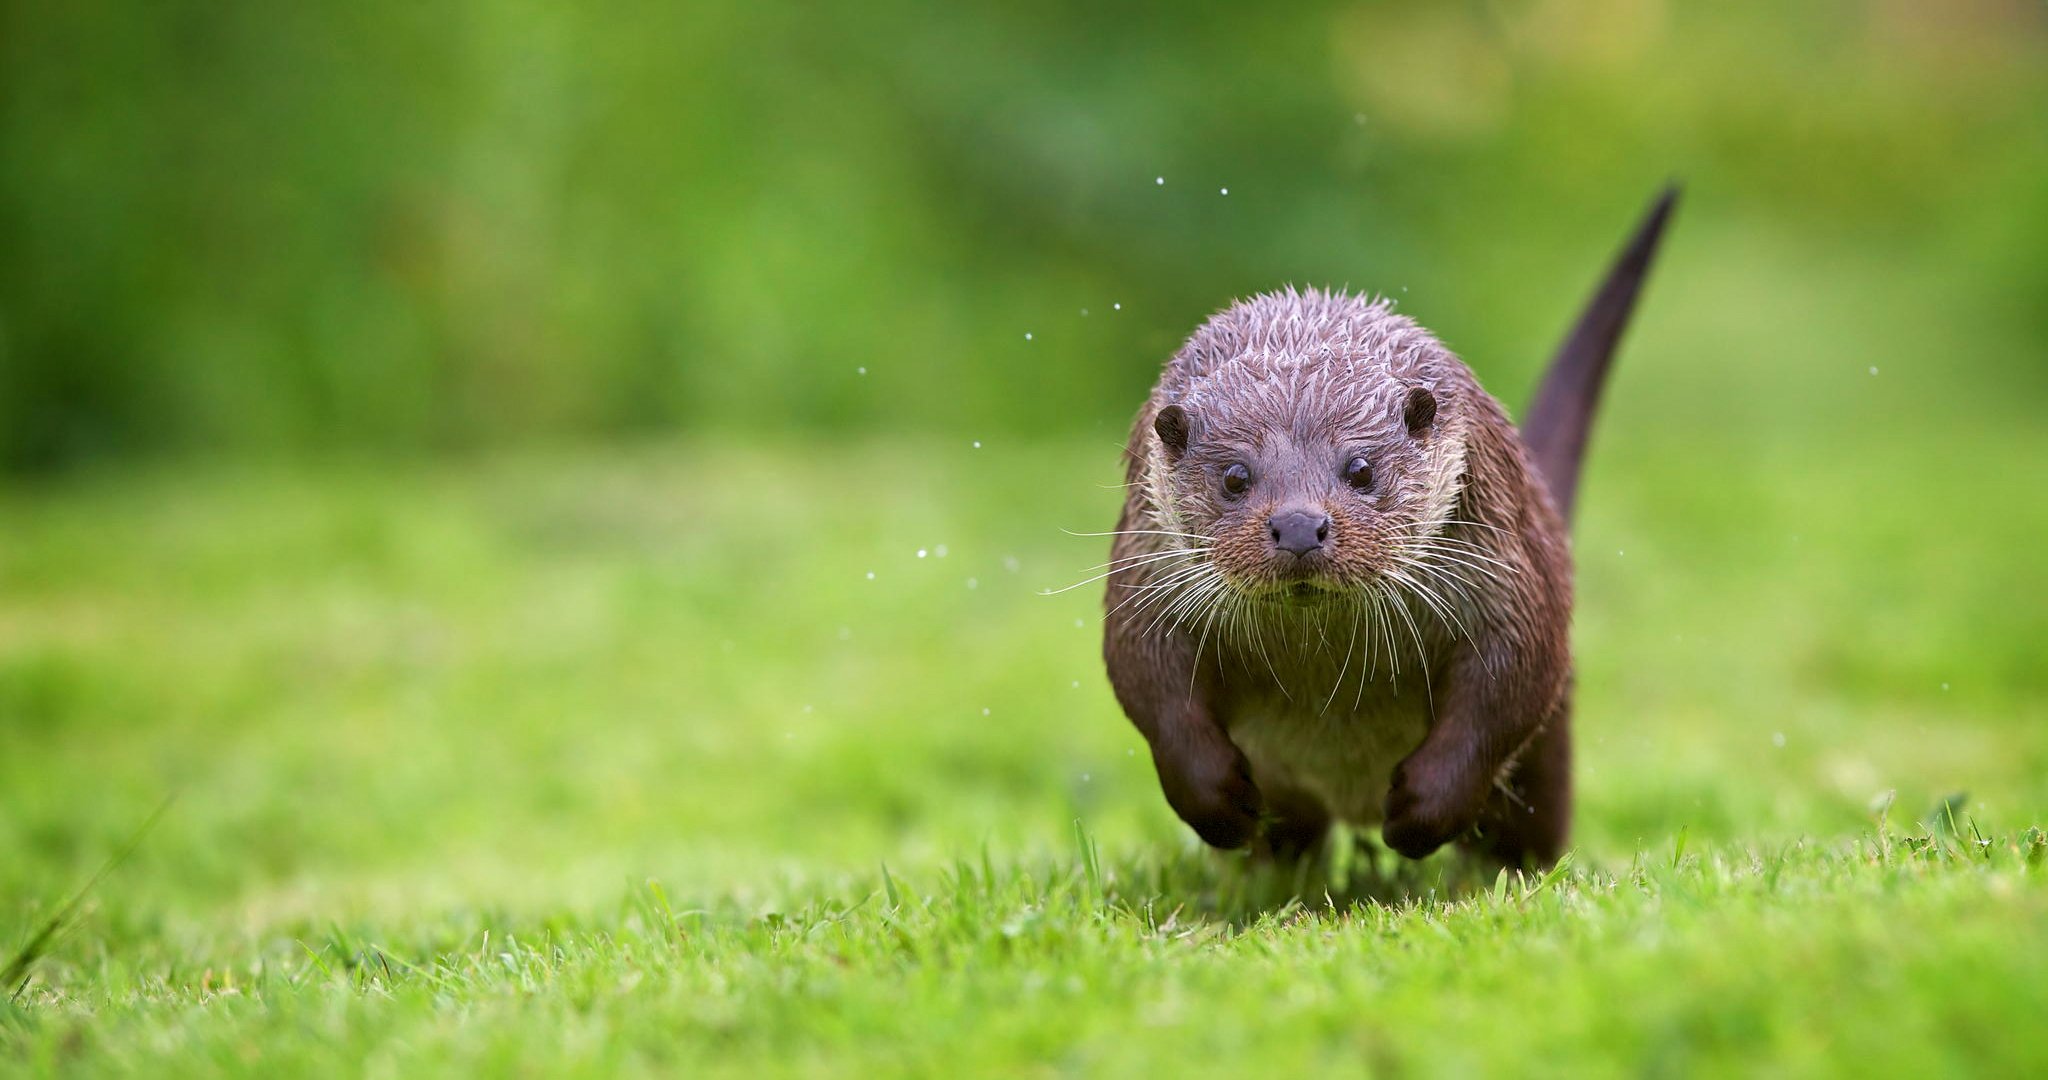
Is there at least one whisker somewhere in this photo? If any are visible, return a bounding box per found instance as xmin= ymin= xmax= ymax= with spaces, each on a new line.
xmin=1388 ymin=579 xmax=1438 ymax=716
xmin=1438 ymin=517 xmax=1511 ymax=536
xmin=1108 ymin=559 xmax=1216 ymax=590
xmin=1396 ymin=562 xmax=1480 ymax=640
xmin=1251 ymin=599 xmax=1288 ymax=701
xmin=1384 ymin=566 xmax=1462 ymax=634
xmin=1039 ymin=549 xmax=1213 ymax=595
xmin=1404 ymin=545 xmax=1513 ymax=584
xmin=1359 ymin=582 xmax=1397 ymax=709
xmin=1407 ymin=533 xmax=1517 ymax=563
xmin=1223 ymin=591 xmax=1248 ymax=659
xmin=1411 ymin=545 xmax=1517 ymax=576
xmin=1104 ymin=563 xmax=1217 ymax=620
xmin=1392 ymin=557 xmax=1469 ymax=615
xmin=1061 ymin=528 xmax=1215 ymax=542
xmin=1141 ymin=576 xmax=1199 ymax=636
xmin=1405 ymin=534 xmax=1517 ymax=565
xmin=1189 ymin=589 xmax=1224 ymax=692
xmin=1149 ymin=570 xmax=1225 ymax=640
xmin=1321 ymin=597 xmax=1360 ymax=716
xmin=1067 ymin=545 xmax=1215 ymax=576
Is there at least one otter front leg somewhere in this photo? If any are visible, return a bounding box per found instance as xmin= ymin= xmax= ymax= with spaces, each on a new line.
xmin=1382 ymin=635 xmax=1565 ymax=862
xmin=1105 ymin=622 xmax=1263 ymax=849
xmin=1147 ymin=698 xmax=1264 ymax=850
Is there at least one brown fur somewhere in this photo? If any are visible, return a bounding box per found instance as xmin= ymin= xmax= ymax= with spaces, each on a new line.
xmin=1100 ymin=188 xmax=1675 ymax=867
xmin=1102 ymin=289 xmax=1572 ymax=865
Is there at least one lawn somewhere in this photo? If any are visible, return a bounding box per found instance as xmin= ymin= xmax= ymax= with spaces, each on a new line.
xmin=3 ymin=422 xmax=2045 ymax=1075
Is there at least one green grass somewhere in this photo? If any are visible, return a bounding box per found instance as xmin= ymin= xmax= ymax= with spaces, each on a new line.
xmin=3 ymin=430 xmax=2046 ymax=1075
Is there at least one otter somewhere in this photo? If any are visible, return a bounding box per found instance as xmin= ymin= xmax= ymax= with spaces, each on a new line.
xmin=1102 ymin=189 xmax=1676 ymax=867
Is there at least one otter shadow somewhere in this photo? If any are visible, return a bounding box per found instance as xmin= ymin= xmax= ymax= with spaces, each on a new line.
xmin=1107 ymin=829 xmax=1505 ymax=929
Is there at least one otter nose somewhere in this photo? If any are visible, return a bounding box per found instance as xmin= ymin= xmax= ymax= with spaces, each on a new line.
xmin=1269 ymin=507 xmax=1330 ymax=556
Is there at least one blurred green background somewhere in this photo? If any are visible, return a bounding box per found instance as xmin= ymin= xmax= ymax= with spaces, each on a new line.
xmin=4 ymin=0 xmax=2043 ymax=470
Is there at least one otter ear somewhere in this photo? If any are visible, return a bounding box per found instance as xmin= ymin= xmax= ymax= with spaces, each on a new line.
xmin=1154 ymin=404 xmax=1192 ymax=459
xmin=1403 ymin=387 xmax=1437 ymax=436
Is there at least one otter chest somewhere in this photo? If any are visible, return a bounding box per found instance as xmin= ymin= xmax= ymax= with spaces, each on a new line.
xmin=1226 ymin=690 xmax=1434 ymax=825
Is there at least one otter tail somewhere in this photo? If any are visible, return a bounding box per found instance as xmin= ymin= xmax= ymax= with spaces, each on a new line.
xmin=1521 ymin=185 xmax=1679 ymax=525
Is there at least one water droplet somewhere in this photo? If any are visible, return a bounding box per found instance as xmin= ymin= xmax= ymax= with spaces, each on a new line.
xmin=1941 ymin=682 xmax=1950 ymax=691
xmin=982 ymin=707 xmax=991 ymax=716
xmin=935 ymin=544 xmax=949 ymax=558
xmin=1074 ymin=618 xmax=1085 ymax=628
xmin=1354 ymin=112 xmax=1367 ymax=125
xmin=1772 ymin=732 xmax=1786 ymax=747
xmin=1869 ymin=366 xmax=1879 ymax=375
xmin=1112 ymin=302 xmax=1121 ymax=311
xmin=1024 ymin=332 xmax=1033 ymax=341
xmin=916 ymin=549 xmax=928 ymax=559
xmin=1081 ymin=773 xmax=1092 ymax=782
xmin=837 ymin=626 xmax=852 ymax=640
xmin=857 ymin=366 xmax=867 ymax=375
xmin=865 ymin=571 xmax=876 ymax=580
xmin=1071 ymin=680 xmax=1080 ymax=689
xmin=1004 ymin=556 xmax=1021 ymax=573
xmin=966 ymin=577 xmax=979 ymax=590
xmin=1155 ymin=176 xmax=1164 ymax=185
xmin=802 ymin=704 xmax=813 ymax=714
xmin=972 ymin=440 xmax=982 ymax=449
xmin=1080 ymin=308 xmax=1090 ymax=317
xmin=1219 ymin=187 xmax=1229 ymax=195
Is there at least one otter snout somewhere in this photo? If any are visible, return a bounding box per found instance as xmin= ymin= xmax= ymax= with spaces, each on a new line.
xmin=1268 ymin=506 xmax=1331 ymax=556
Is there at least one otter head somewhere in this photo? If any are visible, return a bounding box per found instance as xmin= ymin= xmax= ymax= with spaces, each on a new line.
xmin=1147 ymin=293 xmax=1468 ymax=605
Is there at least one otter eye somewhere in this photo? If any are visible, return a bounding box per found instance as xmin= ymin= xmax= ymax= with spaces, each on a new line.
xmin=1220 ymin=463 xmax=1252 ymax=497
xmin=1343 ymin=456 xmax=1373 ymax=491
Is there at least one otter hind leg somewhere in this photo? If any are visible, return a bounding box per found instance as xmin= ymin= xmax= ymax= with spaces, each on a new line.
xmin=1465 ymin=700 xmax=1572 ymax=869
xmin=1253 ymin=783 xmax=1333 ymax=862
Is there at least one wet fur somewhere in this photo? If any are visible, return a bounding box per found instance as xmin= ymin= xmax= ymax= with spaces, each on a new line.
xmin=1101 ymin=191 xmax=1674 ymax=867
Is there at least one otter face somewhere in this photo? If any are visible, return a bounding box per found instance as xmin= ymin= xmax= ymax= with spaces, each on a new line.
xmin=1152 ymin=381 xmax=1453 ymax=602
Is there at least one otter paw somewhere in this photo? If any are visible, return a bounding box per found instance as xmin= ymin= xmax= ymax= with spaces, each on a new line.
xmin=1189 ymin=766 xmax=1265 ymax=850
xmin=1381 ymin=761 xmax=1481 ymax=860
xmin=1161 ymin=755 xmax=1264 ymax=850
